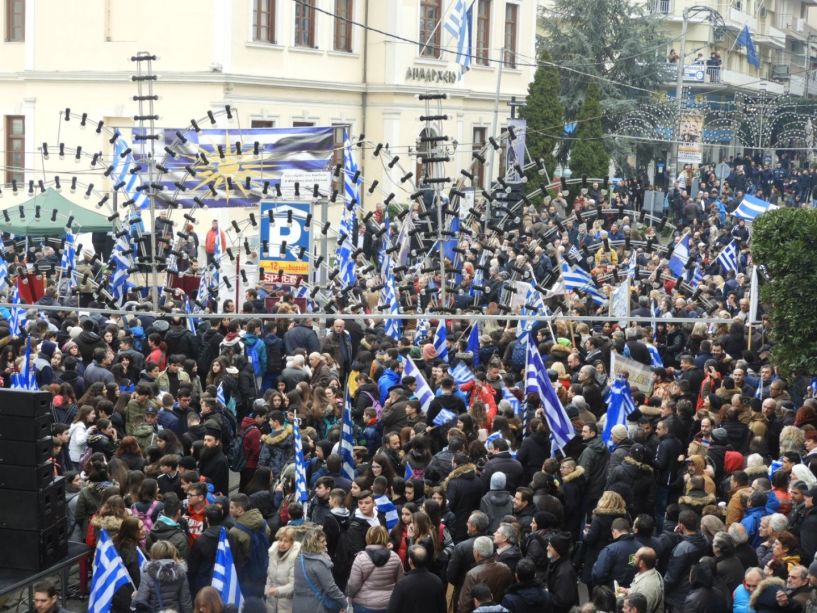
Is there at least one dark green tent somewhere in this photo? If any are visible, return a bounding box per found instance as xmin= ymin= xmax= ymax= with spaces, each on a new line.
xmin=0 ymin=189 xmax=113 ymax=235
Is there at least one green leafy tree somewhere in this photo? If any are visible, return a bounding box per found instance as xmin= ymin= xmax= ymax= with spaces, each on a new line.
xmin=569 ymin=82 xmax=609 ymax=180
xmin=539 ymin=0 xmax=668 ymax=167
xmin=752 ymin=208 xmax=817 ymax=376
xmin=519 ymin=49 xmax=564 ymax=180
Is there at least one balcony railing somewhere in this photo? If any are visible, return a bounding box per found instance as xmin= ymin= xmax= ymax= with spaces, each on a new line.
xmin=648 ymin=0 xmax=674 ymax=15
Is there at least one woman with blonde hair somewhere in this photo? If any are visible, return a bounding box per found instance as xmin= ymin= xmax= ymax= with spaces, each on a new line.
xmin=133 ymin=540 xmax=192 ymax=613
xmin=346 ymin=525 xmax=404 ymax=613
xmin=582 ymin=491 xmax=629 ymax=587
xmin=265 ymin=526 xmax=301 ymax=612
xmin=293 ymin=528 xmax=347 ymax=613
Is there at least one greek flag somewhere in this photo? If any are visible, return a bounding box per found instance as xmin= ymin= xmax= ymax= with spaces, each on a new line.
xmin=517 ymin=283 xmax=544 ymax=346
xmin=216 ymin=381 xmax=226 ymax=407
xmin=211 ymin=227 xmax=223 ymax=290
xmin=685 ymin=266 xmax=703 ymax=289
xmin=414 ymin=319 xmax=430 ymax=345
xmin=184 ymin=297 xmax=197 ymax=334
xmin=448 ymin=361 xmax=475 ymax=385
xmin=650 ymin=298 xmax=660 ymax=340
xmin=601 ymin=377 xmax=636 ymax=450
xmin=647 ymin=343 xmax=663 ymax=368
xmin=433 ymin=319 xmax=449 ymax=362
xmin=501 ymin=385 xmax=523 ymax=418
xmin=627 ymin=254 xmax=637 ymax=280
xmin=443 ymin=0 xmax=474 ymax=75
xmin=110 ymin=235 xmax=134 ymax=305
xmin=485 ymin=431 xmax=504 ymax=450
xmin=668 ymin=234 xmax=690 ymax=277
xmin=403 ymin=356 xmax=435 ymax=414
xmin=60 ymin=229 xmax=77 ymax=288
xmin=113 ymin=134 xmax=149 ymax=210
xmin=292 ymin=415 xmax=309 ymax=510
xmin=8 ymin=284 xmax=26 ymax=337
xmin=340 ymin=389 xmax=356 ymax=481
xmin=0 ymin=246 xmax=7 ymax=289
xmin=404 ymin=464 xmax=414 ymax=480
xmin=212 ymin=527 xmax=244 ymax=609
xmin=11 ymin=335 xmax=37 ymax=390
xmin=337 ymin=128 xmax=359 ymax=289
xmin=559 ymin=261 xmax=606 ymax=305
xmin=525 ymin=336 xmax=575 ymax=453
xmin=716 ymin=240 xmax=739 ymax=275
xmin=375 ymin=494 xmax=399 ymax=530
xmin=381 ymin=260 xmax=401 ymax=340
xmin=136 ymin=547 xmax=148 ymax=571
xmin=432 ymin=408 xmax=457 ymax=426
xmin=734 ymin=194 xmax=777 ymax=222
xmin=87 ymin=529 xmax=133 ymax=613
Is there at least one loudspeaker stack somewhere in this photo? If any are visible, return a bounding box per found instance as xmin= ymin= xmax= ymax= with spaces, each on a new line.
xmin=0 ymin=390 xmax=68 ymax=570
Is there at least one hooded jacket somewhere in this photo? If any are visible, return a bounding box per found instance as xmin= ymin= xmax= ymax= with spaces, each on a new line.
xmin=75 ymin=329 xmax=106 ymax=364
xmin=445 ymin=463 xmax=486 ymax=542
xmin=663 ymin=532 xmax=708 ymax=609
xmin=147 ymin=515 xmax=189 ymax=559
xmin=500 ymin=581 xmax=551 ymax=613
xmin=606 ymin=455 xmax=655 ymax=517
xmin=560 ymin=465 xmax=586 ymax=539
xmin=577 ymin=436 xmax=610 ymax=504
xmin=228 ymin=508 xmax=270 ymax=570
xmin=132 ymin=559 xmax=193 ymax=613
xmin=480 ymin=489 xmax=514 ymax=533
xmin=347 ymin=544 xmax=404 ymax=610
xmin=258 ymin=424 xmax=293 ymax=479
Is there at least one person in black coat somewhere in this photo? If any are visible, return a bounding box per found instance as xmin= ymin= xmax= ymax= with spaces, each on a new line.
xmin=446 ymin=511 xmax=490 ymax=604
xmin=546 ymin=532 xmax=578 ymax=613
xmin=481 ymin=439 xmax=524 ymax=494
xmin=590 ymin=518 xmax=640 ymax=589
xmin=387 ymin=544 xmax=446 ymax=613
xmin=445 ymin=454 xmax=485 ymax=543
xmin=559 ymin=459 xmax=586 ymax=541
xmin=500 ymin=558 xmax=552 ymax=613
xmin=581 ymin=491 xmax=629 ymax=587
xmin=606 ymin=444 xmax=655 ymax=518
xmin=186 ymin=506 xmax=224 ymax=595
xmin=515 ymin=419 xmax=549 ymax=483
xmin=198 ymin=422 xmax=230 ymax=496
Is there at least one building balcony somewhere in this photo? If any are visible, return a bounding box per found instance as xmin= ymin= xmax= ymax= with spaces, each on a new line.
xmin=648 ymin=0 xmax=674 ymax=16
xmin=661 ymin=63 xmax=785 ymax=94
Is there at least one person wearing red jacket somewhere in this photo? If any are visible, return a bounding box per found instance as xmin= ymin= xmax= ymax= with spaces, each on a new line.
xmin=238 ymin=407 xmax=266 ymax=492
xmin=204 ymin=220 xmax=227 ymax=265
xmin=460 ymin=375 xmax=498 ymax=431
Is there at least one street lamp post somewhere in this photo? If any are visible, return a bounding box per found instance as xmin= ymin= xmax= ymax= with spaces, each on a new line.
xmin=670 ymin=6 xmax=726 ymax=181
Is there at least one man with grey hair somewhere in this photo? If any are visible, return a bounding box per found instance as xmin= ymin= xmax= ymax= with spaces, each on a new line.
xmin=757 ymin=512 xmax=789 ymax=567
xmin=447 ymin=511 xmax=490 ymax=606
xmin=783 ymin=565 xmax=812 ymax=609
xmin=457 ymin=535 xmax=513 ymax=613
xmin=493 ymin=523 xmax=521 ymax=574
xmin=728 ymin=522 xmax=760 ymax=570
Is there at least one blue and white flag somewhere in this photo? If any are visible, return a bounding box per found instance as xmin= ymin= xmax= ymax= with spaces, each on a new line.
xmin=292 ymin=415 xmax=309 ymax=510
xmin=212 ymin=527 xmax=244 ymax=609
xmin=601 ymin=377 xmax=636 ymax=450
xmin=211 ymin=226 xmax=223 ymax=290
xmin=136 ymin=547 xmax=148 ymax=572
xmin=448 ymin=361 xmax=475 ymax=385
xmin=375 ymin=494 xmax=399 ymax=531
xmin=734 ymin=194 xmax=778 ymax=222
xmin=403 ymin=356 xmax=435 ymax=414
xmin=443 ymin=0 xmax=474 ymax=75
xmin=466 ymin=323 xmax=480 ymax=366
xmin=60 ymin=229 xmax=77 ymax=289
xmin=88 ymin=529 xmax=133 ymax=613
xmin=433 ymin=319 xmax=449 ymax=362
xmin=0 ymin=245 xmax=7 ymax=289
xmin=184 ymin=297 xmax=197 ymax=335
xmin=337 ymin=128 xmax=359 ymax=289
xmin=647 ymin=343 xmax=663 ymax=368
xmin=7 ymin=284 xmax=26 ymax=337
xmin=668 ymin=234 xmax=690 ymax=277
xmin=716 ymin=240 xmax=740 ymax=275
xmin=559 ymin=261 xmax=606 ymax=305
xmin=404 ymin=463 xmax=414 ymax=481
xmin=525 ymin=336 xmax=575 ymax=453
xmin=381 ymin=260 xmax=401 ymax=341
xmin=485 ymin=430 xmax=504 ymax=450
xmin=113 ymin=134 xmax=149 ymax=211
xmin=517 ymin=283 xmax=544 ymax=347
xmin=432 ymin=408 xmax=457 ymax=427
xmin=414 ymin=318 xmax=430 ymax=345
xmin=110 ymin=234 xmax=135 ymax=305
xmin=340 ymin=389 xmax=357 ymax=481
xmin=627 ymin=254 xmax=637 ymax=280
xmin=11 ymin=335 xmax=37 ymax=390
xmin=216 ymin=381 xmax=226 ymax=407
xmin=501 ymin=385 xmax=523 ymax=418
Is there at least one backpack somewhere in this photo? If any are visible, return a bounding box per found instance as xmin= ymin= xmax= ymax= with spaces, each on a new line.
xmin=233 ymin=522 xmax=269 ymax=582
xmin=361 ymin=390 xmax=383 ymax=419
xmin=510 ymin=340 xmax=527 ymax=371
xmin=131 ymin=499 xmax=161 ymax=533
xmin=245 ymin=340 xmax=263 ymax=377
xmin=264 ymin=335 xmax=284 ymax=374
xmin=228 ymin=425 xmax=257 ymax=472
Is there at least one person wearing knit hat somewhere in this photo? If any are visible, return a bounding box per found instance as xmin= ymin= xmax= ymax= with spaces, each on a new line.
xmin=421 ymin=343 xmax=437 ymax=363
xmin=545 ymin=530 xmax=578 ymax=609
xmin=480 ymin=472 xmax=513 ymax=532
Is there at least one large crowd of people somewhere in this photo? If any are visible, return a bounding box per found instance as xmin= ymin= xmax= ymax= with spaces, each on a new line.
xmin=11 ymin=151 xmax=817 ymax=613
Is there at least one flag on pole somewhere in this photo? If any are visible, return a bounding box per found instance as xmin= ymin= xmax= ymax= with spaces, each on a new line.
xmin=433 ymin=319 xmax=449 ymax=362
xmin=184 ymin=297 xmax=198 ymax=335
xmin=60 ymin=229 xmax=77 ymax=288
xmin=7 ymin=284 xmax=26 ymax=337
xmin=716 ymin=240 xmax=740 ymax=275
xmin=375 ymin=494 xmax=399 ymax=530
xmin=381 ymin=260 xmax=401 ymax=341
xmin=292 ymin=415 xmax=309 ymax=512
xmin=601 ymin=377 xmax=636 ymax=449
xmin=749 ymin=265 xmax=759 ymax=325
xmin=402 ymin=356 xmax=435 ymax=414
xmin=11 ymin=335 xmax=38 ymax=390
xmin=414 ymin=318 xmax=430 ymax=345
xmin=216 ymin=382 xmax=226 ymax=407
xmin=87 ymin=529 xmax=133 ymax=613
xmin=559 ymin=261 xmax=606 ymax=305
xmin=668 ymin=234 xmax=690 ymax=277
xmin=443 ymin=0 xmax=474 ymax=76
xmin=337 ymin=128 xmax=359 ymax=289
xmin=0 ymin=244 xmax=7 ymax=289
xmin=404 ymin=464 xmax=414 ymax=480
xmin=734 ymin=194 xmax=777 ymax=222
xmin=340 ymin=389 xmax=357 ymax=481
xmin=525 ymin=336 xmax=575 ymax=453
xmin=736 ymin=25 xmax=760 ymax=68
xmin=212 ymin=527 xmax=244 ymax=609
xmin=136 ymin=547 xmax=149 ymax=572
xmin=448 ymin=361 xmax=475 ymax=385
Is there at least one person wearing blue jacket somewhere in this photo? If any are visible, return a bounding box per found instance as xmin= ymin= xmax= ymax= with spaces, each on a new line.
xmin=741 ymin=491 xmax=769 ymax=548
